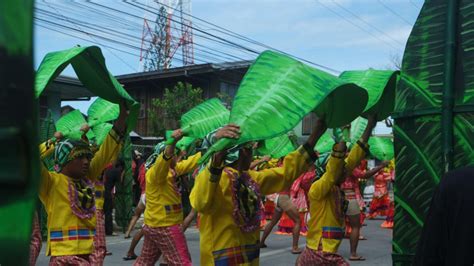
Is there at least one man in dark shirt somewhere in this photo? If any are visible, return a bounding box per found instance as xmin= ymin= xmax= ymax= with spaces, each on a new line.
xmin=104 ymin=159 xmax=125 ymax=235
xmin=414 ymin=166 xmax=474 ymax=265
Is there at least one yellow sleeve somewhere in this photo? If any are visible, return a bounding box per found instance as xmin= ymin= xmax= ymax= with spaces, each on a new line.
xmin=309 ymin=156 xmax=344 ymax=200
xmin=39 ymin=141 xmax=55 ymax=159
xmin=189 ymin=165 xmax=220 ymax=214
xmin=89 ymin=129 xmax=122 ymax=180
xmin=175 ymin=152 xmax=201 ymax=176
xmin=38 ymin=162 xmax=53 ymax=207
xmin=344 ymin=143 xmax=367 ymax=173
xmin=251 ymin=146 xmax=313 ymax=195
xmin=146 ymin=153 xmax=172 ymax=185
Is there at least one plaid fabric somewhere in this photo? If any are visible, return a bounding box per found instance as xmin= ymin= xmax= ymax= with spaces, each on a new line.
xmin=164 ymin=204 xmax=183 ymax=215
xmin=89 ymin=209 xmax=106 ymax=265
xmin=369 ymin=194 xmax=391 ymax=217
xmin=296 ymin=247 xmax=349 ymax=266
xmin=49 ymin=255 xmax=91 ymax=266
xmin=54 ymin=139 xmax=92 ymax=172
xmin=134 ymin=224 xmax=191 ymax=266
xmin=321 ymin=227 xmax=344 ymax=240
xmin=212 ymin=244 xmax=260 ymax=266
xmin=50 ymin=227 xmax=95 ymax=242
xmin=29 ymin=212 xmax=42 ymax=266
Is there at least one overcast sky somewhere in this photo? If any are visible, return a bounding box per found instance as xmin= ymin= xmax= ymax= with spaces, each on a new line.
xmin=35 ymin=0 xmax=424 ymax=134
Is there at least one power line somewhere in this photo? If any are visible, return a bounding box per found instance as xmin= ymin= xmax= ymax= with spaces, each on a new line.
xmin=156 ymin=0 xmax=340 ymax=73
xmin=36 ymin=4 xmax=248 ymax=66
xmin=331 ymin=0 xmax=404 ymax=46
xmin=41 ymin=1 xmax=138 ymax=72
xmin=82 ymin=1 xmax=258 ymax=60
xmin=377 ymin=0 xmax=413 ymax=26
xmin=316 ymin=0 xmax=400 ymax=51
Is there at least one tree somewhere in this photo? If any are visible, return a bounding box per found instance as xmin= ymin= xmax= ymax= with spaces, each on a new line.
xmin=149 ymin=82 xmax=203 ymax=136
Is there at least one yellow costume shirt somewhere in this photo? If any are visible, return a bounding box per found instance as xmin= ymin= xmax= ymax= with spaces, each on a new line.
xmin=306 ymin=143 xmax=367 ymax=253
xmin=190 ymin=146 xmax=314 ymax=266
xmin=144 ymin=152 xmax=201 ymax=227
xmin=39 ymin=130 xmax=122 ymax=256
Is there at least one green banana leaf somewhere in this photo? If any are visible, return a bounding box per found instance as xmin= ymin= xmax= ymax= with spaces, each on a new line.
xmin=177 ymin=137 xmax=196 ymax=153
xmin=55 ymin=110 xmax=92 ymax=140
xmin=181 ymin=98 xmax=230 ymax=138
xmin=339 ymin=69 xmax=398 ymax=120
xmin=257 ymin=133 xmax=296 ymax=159
xmin=165 ymin=130 xmax=196 ymax=153
xmin=368 ymin=137 xmax=394 ymax=161
xmin=200 ymin=50 xmax=368 ymax=163
xmin=350 ymin=117 xmax=368 ymax=144
xmin=315 ymin=131 xmax=334 ymax=154
xmin=91 ymin=122 xmax=113 ymax=145
xmin=35 ymin=46 xmax=139 ymax=133
xmin=87 ymin=98 xmax=119 ymax=127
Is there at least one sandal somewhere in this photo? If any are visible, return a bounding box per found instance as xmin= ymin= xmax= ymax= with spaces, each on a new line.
xmin=123 ymin=255 xmax=138 ymax=261
xmin=349 ymin=256 xmax=366 ymax=261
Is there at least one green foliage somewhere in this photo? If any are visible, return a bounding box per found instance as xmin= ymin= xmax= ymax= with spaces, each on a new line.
xmin=350 ymin=117 xmax=368 ymax=144
xmin=257 ymin=133 xmax=296 ymax=158
xmin=35 ymin=46 xmax=139 ymax=133
xmin=339 ymin=69 xmax=398 ymax=120
xmin=87 ymin=98 xmax=119 ymax=127
xmin=55 ymin=110 xmax=89 ymax=140
xmin=315 ymin=131 xmax=334 ymax=154
xmin=200 ymin=50 xmax=368 ymax=164
xmin=392 ymin=1 xmax=474 ymax=263
xmin=180 ymin=98 xmax=229 ymax=139
xmin=149 ymin=82 xmax=203 ymax=136
xmin=368 ymin=137 xmax=394 ymax=161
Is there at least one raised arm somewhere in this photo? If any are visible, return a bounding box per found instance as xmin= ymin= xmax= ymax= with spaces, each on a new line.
xmin=345 ymin=115 xmax=376 ymax=172
xmin=252 ymin=117 xmax=326 ymax=195
xmin=309 ymin=142 xmax=347 ymax=200
xmin=190 ymin=124 xmax=240 ymax=214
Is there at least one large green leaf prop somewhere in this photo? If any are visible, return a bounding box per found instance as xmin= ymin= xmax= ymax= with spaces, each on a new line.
xmin=180 ymin=98 xmax=229 ymax=138
xmin=257 ymin=133 xmax=296 ymax=158
xmin=177 ymin=137 xmax=196 ymax=153
xmin=368 ymin=137 xmax=394 ymax=161
xmin=55 ymin=110 xmax=92 ymax=140
xmin=91 ymin=123 xmax=113 ymax=145
xmin=87 ymin=97 xmax=119 ymax=127
xmin=339 ymin=69 xmax=398 ymax=120
xmin=350 ymin=117 xmax=368 ymax=144
xmin=200 ymin=50 xmax=368 ymax=163
xmin=315 ymin=131 xmax=334 ymax=154
xmin=35 ymin=46 xmax=139 ymax=132
xmin=392 ymin=1 xmax=474 ymax=263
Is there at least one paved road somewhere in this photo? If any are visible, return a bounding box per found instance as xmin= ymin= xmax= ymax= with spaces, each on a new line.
xmin=36 ymin=218 xmax=392 ymax=265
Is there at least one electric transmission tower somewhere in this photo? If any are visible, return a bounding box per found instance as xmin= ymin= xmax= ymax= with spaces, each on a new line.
xmin=140 ymin=0 xmax=194 ymax=71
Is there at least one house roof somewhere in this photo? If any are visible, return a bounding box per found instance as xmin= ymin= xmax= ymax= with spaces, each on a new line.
xmin=43 ymin=60 xmax=252 ymax=100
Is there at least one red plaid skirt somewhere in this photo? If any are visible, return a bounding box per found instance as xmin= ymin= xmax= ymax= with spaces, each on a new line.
xmin=296 ymin=247 xmax=349 ymax=266
xmin=134 ymin=224 xmax=191 ymax=266
xmin=369 ymin=194 xmax=391 ymax=217
xmin=29 ymin=212 xmax=42 ymax=266
xmin=89 ymin=209 xmax=106 ymax=266
xmin=49 ymin=255 xmax=90 ymax=266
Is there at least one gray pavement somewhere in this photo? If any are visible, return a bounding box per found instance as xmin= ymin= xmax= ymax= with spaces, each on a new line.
xmin=36 ymin=218 xmax=392 ymax=265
